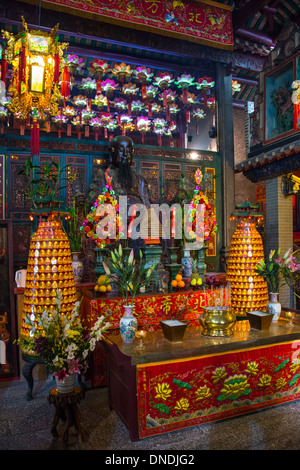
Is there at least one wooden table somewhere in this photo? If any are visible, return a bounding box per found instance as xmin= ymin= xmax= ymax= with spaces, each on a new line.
xmin=101 ymin=316 xmax=300 ymax=441
xmin=48 ymin=386 xmax=85 ymax=444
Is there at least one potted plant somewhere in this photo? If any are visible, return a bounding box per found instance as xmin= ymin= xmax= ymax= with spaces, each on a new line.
xmin=102 ymin=244 xmax=157 ymax=343
xmin=26 ymin=289 xmax=110 ymax=392
xmin=67 ymin=197 xmax=84 ymax=282
xmin=255 ymin=248 xmax=300 ymax=321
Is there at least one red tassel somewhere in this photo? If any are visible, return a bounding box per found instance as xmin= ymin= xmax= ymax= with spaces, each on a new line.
xmin=96 ymin=79 xmax=102 ymax=94
xmin=54 ymin=53 xmax=60 ymax=84
xmin=158 ymin=134 xmax=162 ymax=146
xmin=182 ymin=89 xmax=188 ymax=104
xmin=85 ymin=125 xmax=89 ymax=137
xmin=148 ymin=103 xmax=152 ymax=118
xmin=46 ymin=121 xmax=51 ymax=133
xmin=163 ymin=90 xmax=167 ymax=107
xmin=104 ymin=127 xmax=108 ymax=139
xmin=294 ymin=104 xmax=300 ymax=130
xmin=203 ymin=93 xmax=207 ymax=108
xmin=107 ymin=99 xmax=110 ymax=112
xmin=128 ymin=102 xmax=131 ymax=116
xmin=58 ymin=129 xmax=61 ymax=138
xmin=87 ymin=99 xmax=91 ymax=111
xmin=67 ymin=123 xmax=71 ymax=136
xmin=61 ymin=66 xmax=70 ymax=99
xmin=19 ymin=46 xmax=26 ymax=94
xmin=186 ymin=111 xmax=191 ymax=123
xmin=142 ymin=132 xmax=145 ymax=144
xmin=117 ymin=114 xmax=121 ymax=126
xmin=166 ymin=106 xmax=170 ymax=121
xmin=30 ymin=119 xmax=40 ymax=157
xmin=95 ymin=130 xmax=99 ymax=141
xmin=141 ymin=84 xmax=146 ymax=100
xmin=1 ymin=53 xmax=7 ymax=86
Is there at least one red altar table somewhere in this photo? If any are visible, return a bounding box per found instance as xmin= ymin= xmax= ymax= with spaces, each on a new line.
xmin=82 ymin=288 xmax=231 ymax=386
xmin=101 ymin=319 xmax=300 ymax=441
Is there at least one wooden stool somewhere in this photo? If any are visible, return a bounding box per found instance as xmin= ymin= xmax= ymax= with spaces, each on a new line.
xmin=48 ymin=386 xmax=85 ymax=444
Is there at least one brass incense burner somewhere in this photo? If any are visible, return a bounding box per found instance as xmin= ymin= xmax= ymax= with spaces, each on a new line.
xmin=200 ymin=306 xmax=236 ymax=337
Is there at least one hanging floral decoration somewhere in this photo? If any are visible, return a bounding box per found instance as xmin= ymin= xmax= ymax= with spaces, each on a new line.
xmin=89 ymin=116 xmax=102 ymax=140
xmin=93 ymin=93 xmax=108 ymax=110
xmin=192 ymin=107 xmax=206 ymax=135
xmin=88 ymin=59 xmax=110 ymax=94
xmin=137 ymin=116 xmax=151 ymax=143
xmin=232 ymin=80 xmax=241 ymax=95
xmin=1 ymin=34 xmax=217 ymax=143
xmin=133 ymin=66 xmax=154 ymax=99
xmin=175 ymin=74 xmax=196 ymax=104
xmin=81 ymin=168 xmax=125 ymax=248
xmin=186 ymin=169 xmax=218 ymax=245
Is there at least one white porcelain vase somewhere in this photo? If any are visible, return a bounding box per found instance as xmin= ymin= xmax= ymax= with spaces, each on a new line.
xmin=120 ymin=304 xmax=137 ymax=343
xmin=266 ymin=293 xmax=281 ymax=322
xmin=55 ymin=373 xmax=76 ymax=394
xmin=71 ymin=252 xmax=83 ymax=283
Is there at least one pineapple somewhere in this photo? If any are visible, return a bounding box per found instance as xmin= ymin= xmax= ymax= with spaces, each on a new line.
xmin=190 ymin=259 xmax=199 ymax=282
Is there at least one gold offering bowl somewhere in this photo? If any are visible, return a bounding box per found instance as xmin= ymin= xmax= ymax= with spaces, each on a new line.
xmin=199 ymin=306 xmax=236 ymax=337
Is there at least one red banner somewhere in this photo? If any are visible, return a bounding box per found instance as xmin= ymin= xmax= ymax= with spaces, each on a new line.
xmin=136 ymin=340 xmax=300 ymax=438
xmin=90 ymin=288 xmax=228 ymax=332
xmin=39 ymin=0 xmax=233 ymax=49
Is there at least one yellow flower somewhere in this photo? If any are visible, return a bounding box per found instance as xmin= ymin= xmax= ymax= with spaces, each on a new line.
xmin=195 ymin=385 xmax=211 ymax=401
xmin=174 ymin=398 xmax=189 ymax=411
xmin=212 ymin=366 xmax=227 ymax=383
xmin=155 ymin=382 xmax=172 ymax=401
xmin=220 ymin=374 xmax=250 ymax=399
xmin=276 ymin=377 xmax=287 ymax=390
xmin=245 ymin=361 xmax=259 ymax=375
xmin=258 ymin=374 xmax=272 ymax=387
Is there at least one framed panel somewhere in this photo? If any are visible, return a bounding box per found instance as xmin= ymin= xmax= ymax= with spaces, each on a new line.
xmin=0 ymin=220 xmax=18 ymax=379
xmin=141 ymin=161 xmax=159 ymax=203
xmin=264 ymin=59 xmax=294 ymax=144
xmin=66 ymin=156 xmax=87 ymax=207
xmin=163 ymin=163 xmax=181 ymax=201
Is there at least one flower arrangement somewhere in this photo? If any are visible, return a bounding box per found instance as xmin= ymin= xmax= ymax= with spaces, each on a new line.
xmin=103 ymin=244 xmax=157 ymax=306
xmin=196 ymin=77 xmax=215 ymax=90
xmin=175 ymin=74 xmax=196 ymax=89
xmin=26 ymin=290 xmax=110 ymax=381
xmin=255 ymin=248 xmax=300 ymax=294
xmin=93 ymin=94 xmax=108 ymax=109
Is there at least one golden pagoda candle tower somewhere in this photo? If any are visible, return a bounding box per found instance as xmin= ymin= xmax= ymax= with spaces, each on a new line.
xmin=226 ymin=201 xmax=268 ymax=317
xmin=21 ymin=215 xmax=77 ymax=356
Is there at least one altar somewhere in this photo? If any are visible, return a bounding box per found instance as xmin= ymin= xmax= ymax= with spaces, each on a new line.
xmin=101 ymin=316 xmax=300 ymax=441
xmin=81 ymin=286 xmax=233 ymax=387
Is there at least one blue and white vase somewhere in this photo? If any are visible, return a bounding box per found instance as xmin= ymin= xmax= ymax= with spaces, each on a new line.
xmin=120 ymin=304 xmax=137 ymax=343
xmin=266 ymin=293 xmax=281 ymax=322
xmin=181 ymin=249 xmax=192 ymax=278
xmin=71 ymin=252 xmax=83 ymax=283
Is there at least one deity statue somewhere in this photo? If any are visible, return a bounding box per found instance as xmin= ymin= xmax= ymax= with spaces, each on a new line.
xmin=89 ymin=135 xmax=151 ymax=208
xmin=107 ymin=135 xmax=151 ymax=207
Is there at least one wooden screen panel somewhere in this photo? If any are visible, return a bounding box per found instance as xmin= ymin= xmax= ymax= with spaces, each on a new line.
xmin=164 ymin=163 xmax=181 ymax=201
xmin=141 ymin=161 xmax=159 ymax=203
xmin=66 ymin=157 xmax=87 ymax=207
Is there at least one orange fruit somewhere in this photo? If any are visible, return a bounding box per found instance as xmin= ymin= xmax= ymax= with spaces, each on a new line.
xmin=171 ymin=280 xmax=178 ymax=288
xmin=99 ymin=285 xmax=107 ymax=293
xmin=106 ymin=284 xmax=112 ymax=292
xmin=94 ymin=284 xmax=99 ymax=292
xmin=175 ymin=274 xmax=182 ymax=282
xmin=178 ymin=280 xmax=185 ymax=288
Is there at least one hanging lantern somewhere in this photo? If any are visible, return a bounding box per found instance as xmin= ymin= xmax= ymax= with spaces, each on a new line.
xmin=2 ymin=17 xmax=68 ymax=156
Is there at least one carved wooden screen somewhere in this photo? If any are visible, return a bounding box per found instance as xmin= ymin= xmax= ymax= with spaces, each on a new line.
xmin=141 ymin=161 xmax=159 ymax=203
xmin=163 ymin=162 xmax=181 ymax=201
xmin=66 ymin=156 xmax=87 ymax=207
